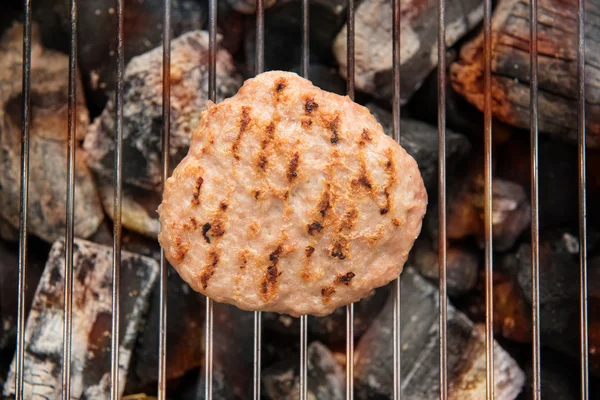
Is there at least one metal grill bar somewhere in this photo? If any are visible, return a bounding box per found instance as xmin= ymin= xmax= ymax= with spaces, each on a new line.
xmin=482 ymin=0 xmax=495 ymax=397
xmin=299 ymin=0 xmax=310 ymax=399
xmin=436 ymin=0 xmax=447 ymax=397
xmin=15 ymin=1 xmax=32 ymax=398
xmin=576 ymin=0 xmax=589 ymax=398
xmin=391 ymin=0 xmax=401 ymax=398
xmin=346 ymin=0 xmax=355 ymax=398
xmin=205 ymin=0 xmax=217 ymax=398
xmin=529 ymin=0 xmax=541 ymax=398
xmin=254 ymin=2 xmax=265 ymax=398
xmin=62 ymin=0 xmax=78 ymax=397
xmin=111 ymin=0 xmax=126 ymax=397
xmin=157 ymin=0 xmax=171 ymax=398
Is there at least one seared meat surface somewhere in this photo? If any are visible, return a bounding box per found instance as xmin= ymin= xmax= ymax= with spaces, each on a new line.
xmin=158 ymin=71 xmax=427 ymax=317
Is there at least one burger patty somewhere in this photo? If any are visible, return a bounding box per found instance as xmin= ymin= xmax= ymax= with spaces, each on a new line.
xmin=157 ymin=71 xmax=427 ymax=317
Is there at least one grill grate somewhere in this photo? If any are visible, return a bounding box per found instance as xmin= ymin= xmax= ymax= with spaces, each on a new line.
xmin=11 ymin=0 xmax=591 ymax=398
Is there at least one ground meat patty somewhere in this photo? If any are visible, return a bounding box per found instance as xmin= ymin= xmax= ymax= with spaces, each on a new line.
xmin=158 ymin=71 xmax=427 ymax=317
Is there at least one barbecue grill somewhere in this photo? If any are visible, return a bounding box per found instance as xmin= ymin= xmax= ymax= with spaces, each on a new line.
xmin=3 ymin=0 xmax=592 ymax=398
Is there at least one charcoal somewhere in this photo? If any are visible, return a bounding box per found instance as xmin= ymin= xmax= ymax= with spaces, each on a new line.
xmin=32 ymin=0 xmax=206 ymax=113
xmin=411 ymin=239 xmax=479 ymax=297
xmin=354 ymin=268 xmax=525 ymax=399
xmin=0 ymin=22 xmax=104 ymax=243
xmin=520 ymin=349 xmax=579 ymax=400
xmin=429 ymin=173 xmax=530 ymax=252
xmin=450 ymin=0 xmax=600 ymax=148
xmin=262 ymin=341 xmax=344 ymax=400
xmin=133 ymin=268 xmax=205 ymax=385
xmin=0 ymin=238 xmax=48 ymax=385
xmin=84 ymin=30 xmax=242 ymax=238
xmin=2 ymin=238 xmax=159 ymax=399
xmin=509 ymin=232 xmax=600 ymax=377
xmin=244 ymin=0 xmax=347 ymax=75
xmin=493 ymin=266 xmax=532 ymax=344
xmin=366 ymin=103 xmax=471 ymax=193
xmin=496 ymin=135 xmax=600 ymax=229
xmin=333 ymin=0 xmax=483 ymax=104
xmin=227 ymin=0 xmax=278 ymax=14
xmin=263 ymin=284 xmax=389 ymax=346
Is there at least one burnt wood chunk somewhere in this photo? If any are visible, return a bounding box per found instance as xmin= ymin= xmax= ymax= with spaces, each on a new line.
xmin=2 ymin=239 xmax=159 ymax=399
xmin=83 ymin=30 xmax=241 ymax=238
xmin=354 ymin=268 xmax=525 ymax=399
xmin=262 ymin=341 xmax=344 ymax=400
xmin=333 ymin=0 xmax=483 ymax=104
xmin=0 ymin=23 xmax=104 ymax=243
xmin=450 ymin=0 xmax=600 ymax=147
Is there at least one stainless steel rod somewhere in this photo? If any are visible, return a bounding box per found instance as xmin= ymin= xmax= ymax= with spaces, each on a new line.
xmin=111 ymin=0 xmax=126 ymax=397
xmin=158 ymin=0 xmax=172 ymax=398
xmin=437 ymin=0 xmax=447 ymax=397
xmin=346 ymin=0 xmax=355 ymax=398
xmin=205 ymin=1 xmax=217 ymax=399
xmin=299 ymin=0 xmax=309 ymax=399
xmin=529 ymin=0 xmax=541 ymax=398
xmin=391 ymin=0 xmax=401 ymax=398
xmin=15 ymin=1 xmax=32 ymax=398
xmin=576 ymin=0 xmax=589 ymax=398
xmin=62 ymin=0 xmax=78 ymax=397
xmin=254 ymin=1 xmax=265 ymax=398
xmin=483 ymin=0 xmax=495 ymax=397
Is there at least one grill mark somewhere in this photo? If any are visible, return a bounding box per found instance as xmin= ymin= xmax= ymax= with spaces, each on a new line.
xmin=260 ymin=245 xmax=284 ymax=301
xmin=331 ymin=243 xmax=347 ymax=259
xmin=182 ymin=217 xmax=199 ymax=231
xmin=382 ymin=148 xmax=397 ymax=216
xmin=301 ymin=118 xmax=312 ymax=127
xmin=305 ymin=97 xmax=319 ymax=113
xmin=329 ymin=115 xmax=341 ymax=144
xmin=392 ymin=218 xmax=402 ymax=226
xmin=191 ymin=177 xmax=204 ymax=205
xmin=321 ymin=286 xmax=335 ymax=302
xmin=336 ymin=272 xmax=356 ymax=286
xmin=287 ymin=152 xmax=300 ymax=182
xmin=318 ymin=185 xmax=331 ymax=217
xmin=261 ymin=122 xmax=276 ymax=149
xmin=173 ymin=236 xmax=190 ymax=262
xmin=200 ymin=251 xmax=219 ymax=289
xmin=307 ymin=222 xmax=323 ymax=235
xmin=275 ymin=78 xmax=287 ymax=92
xmin=305 ymin=246 xmax=315 ymax=257
xmin=232 ymin=107 xmax=251 ymax=160
xmin=340 ymin=208 xmax=358 ymax=231
xmin=202 ymin=223 xmax=212 ymax=243
xmin=220 ymin=201 xmax=228 ymax=211
xmin=362 ymin=129 xmax=372 ymax=142
xmin=258 ymin=155 xmax=268 ymax=170
xmin=254 ymin=190 xmax=261 ymax=200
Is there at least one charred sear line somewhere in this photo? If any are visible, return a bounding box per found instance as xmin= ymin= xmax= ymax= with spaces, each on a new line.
xmin=173 ymin=236 xmax=190 ymax=262
xmin=191 ymin=177 xmax=204 ymax=205
xmin=329 ymin=116 xmax=341 ymax=144
xmin=305 ymin=246 xmax=315 ymax=257
xmin=232 ymin=107 xmax=252 ymax=160
xmin=261 ymin=245 xmax=284 ymax=301
xmin=381 ymin=148 xmax=396 ymax=216
xmin=305 ymin=98 xmax=319 ymax=113
xmin=202 ymin=223 xmax=212 ymax=243
xmin=318 ymin=186 xmax=331 ymax=217
xmin=336 ymin=272 xmax=356 ymax=286
xmin=321 ymin=286 xmax=335 ymax=301
xmin=331 ymin=238 xmax=348 ymax=260
xmin=200 ymin=251 xmax=220 ymax=289
xmin=262 ymin=122 xmax=276 ymax=149
xmin=254 ymin=190 xmax=261 ymax=200
xmin=258 ymin=155 xmax=268 ymax=170
xmin=362 ymin=129 xmax=372 ymax=142
xmin=340 ymin=208 xmax=358 ymax=231
xmin=183 ymin=217 xmax=199 ymax=231
xmin=307 ymin=222 xmax=323 ymax=236
xmin=220 ymin=201 xmax=228 ymax=211
xmin=275 ymin=78 xmax=287 ymax=92
xmin=301 ymin=118 xmax=312 ymax=127
xmin=287 ymin=152 xmax=300 ymax=182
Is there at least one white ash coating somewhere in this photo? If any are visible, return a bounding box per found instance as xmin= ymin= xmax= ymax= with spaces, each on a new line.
xmin=158 ymin=71 xmax=427 ymax=317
